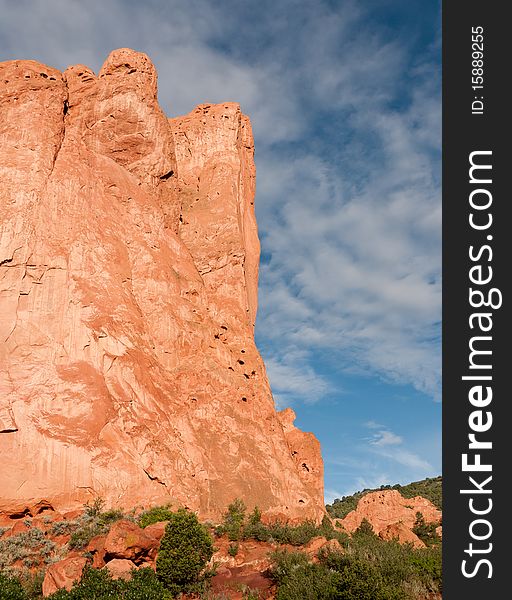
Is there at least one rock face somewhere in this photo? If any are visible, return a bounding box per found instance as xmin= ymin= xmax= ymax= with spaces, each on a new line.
xmin=379 ymin=522 xmax=425 ymax=549
xmin=338 ymin=490 xmax=441 ymax=535
xmin=0 ymin=49 xmax=324 ymax=521
xmin=42 ymin=556 xmax=88 ymax=596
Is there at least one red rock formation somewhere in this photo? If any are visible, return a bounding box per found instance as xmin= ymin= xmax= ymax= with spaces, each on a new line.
xmin=105 ymin=558 xmax=139 ymax=580
xmin=42 ymin=556 xmax=88 ymax=596
xmin=104 ymin=520 xmax=158 ymax=564
xmin=379 ymin=522 xmax=425 ymax=549
xmin=0 ymin=49 xmax=324 ymax=522
xmin=337 ymin=490 xmax=441 ymax=536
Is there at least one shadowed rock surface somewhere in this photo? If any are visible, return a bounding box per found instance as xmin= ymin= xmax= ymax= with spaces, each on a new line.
xmin=0 ymin=48 xmax=324 ymax=521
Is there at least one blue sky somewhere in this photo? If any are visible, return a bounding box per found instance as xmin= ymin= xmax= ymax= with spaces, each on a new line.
xmin=0 ymin=0 xmax=441 ymax=502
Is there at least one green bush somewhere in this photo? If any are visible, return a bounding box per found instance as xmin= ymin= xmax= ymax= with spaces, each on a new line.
xmin=353 ymin=518 xmax=376 ymax=537
xmin=270 ymin=522 xmax=442 ymax=600
xmin=216 ymin=500 xmax=349 ymax=548
xmin=0 ymin=572 xmax=27 ymax=600
xmin=66 ymin=502 xmax=127 ymax=549
xmin=156 ymin=508 xmax=214 ymax=595
xmin=48 ymin=566 xmax=172 ymax=599
xmin=0 ymin=529 xmax=56 ymax=570
xmin=412 ymin=512 xmax=440 ymax=547
xmin=276 ymin=562 xmax=342 ymax=600
xmin=218 ymin=499 xmax=246 ymax=541
xmin=138 ymin=505 xmax=174 ymax=529
xmin=68 ymin=524 xmax=101 ymax=550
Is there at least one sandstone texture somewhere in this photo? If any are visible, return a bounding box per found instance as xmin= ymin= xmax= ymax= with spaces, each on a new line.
xmin=337 ymin=490 xmax=441 ymax=536
xmin=42 ymin=556 xmax=87 ymax=596
xmin=0 ymin=49 xmax=324 ymax=521
xmin=379 ymin=522 xmax=425 ymax=549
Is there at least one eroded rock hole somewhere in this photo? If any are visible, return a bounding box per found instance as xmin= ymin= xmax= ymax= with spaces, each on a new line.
xmin=301 ymin=463 xmax=310 ymax=472
xmin=237 ymin=359 xmax=245 ymax=365
xmin=159 ymin=170 xmax=174 ymax=180
xmin=241 ymin=397 xmax=247 ymax=402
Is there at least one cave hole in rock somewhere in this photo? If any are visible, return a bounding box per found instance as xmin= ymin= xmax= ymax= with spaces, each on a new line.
xmin=9 ymin=508 xmax=32 ymax=520
xmin=241 ymin=397 xmax=247 ymax=402
xmin=301 ymin=463 xmax=310 ymax=472
xmin=159 ymin=170 xmax=174 ymax=180
xmin=237 ymin=359 xmax=245 ymax=365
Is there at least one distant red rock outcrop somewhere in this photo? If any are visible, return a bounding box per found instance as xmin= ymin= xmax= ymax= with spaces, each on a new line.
xmin=336 ymin=489 xmax=441 ymax=547
xmin=0 ymin=49 xmax=324 ymax=521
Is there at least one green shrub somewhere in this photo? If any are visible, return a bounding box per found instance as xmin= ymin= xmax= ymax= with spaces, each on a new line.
xmin=97 ymin=509 xmax=125 ymax=528
xmin=215 ymin=499 xmax=349 ymax=548
xmin=220 ymin=499 xmax=246 ymax=541
xmin=412 ymin=512 xmax=440 ymax=546
xmin=269 ymin=522 xmax=442 ymax=600
xmin=270 ymin=549 xmax=341 ymax=600
xmin=353 ymin=518 xmax=376 ymax=537
xmin=50 ymin=520 xmax=79 ymax=537
xmin=68 ymin=524 xmax=101 ymax=550
xmin=66 ymin=503 xmax=127 ymax=549
xmin=138 ymin=505 xmax=174 ymax=529
xmin=156 ymin=508 xmax=214 ymax=595
xmin=410 ymin=547 xmax=442 ymax=589
xmin=48 ymin=566 xmax=172 ymax=599
xmin=248 ymin=507 xmax=261 ymax=525
xmin=269 ymin=549 xmax=310 ymax=585
xmin=228 ymin=543 xmax=239 ymax=557
xmin=0 ymin=529 xmax=56 ymax=570
xmin=0 ymin=572 xmax=27 ymax=600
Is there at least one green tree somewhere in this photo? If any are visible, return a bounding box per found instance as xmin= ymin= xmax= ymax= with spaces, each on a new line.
xmin=222 ymin=499 xmax=247 ymax=541
xmin=156 ymin=508 xmax=213 ymax=595
xmin=354 ymin=518 xmax=376 ymax=537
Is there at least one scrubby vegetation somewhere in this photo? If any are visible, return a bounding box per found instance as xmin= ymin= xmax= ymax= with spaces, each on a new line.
xmin=156 ymin=508 xmax=215 ymax=597
xmin=326 ymin=476 xmax=442 ymax=519
xmin=0 ymin=528 xmax=57 ymax=571
xmin=0 ymin=495 xmax=442 ymax=600
xmin=412 ymin=512 xmax=441 ymax=547
xmin=215 ymin=500 xmax=350 ymax=547
xmin=67 ymin=499 xmax=127 ymax=550
xmin=269 ymin=522 xmax=442 ymax=600
xmin=39 ymin=567 xmax=170 ymax=599
xmin=138 ymin=505 xmax=175 ymax=529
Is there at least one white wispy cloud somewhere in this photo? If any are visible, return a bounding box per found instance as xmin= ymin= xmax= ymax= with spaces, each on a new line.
xmin=370 ymin=430 xmax=403 ymax=447
xmin=364 ymin=422 xmax=433 ymax=472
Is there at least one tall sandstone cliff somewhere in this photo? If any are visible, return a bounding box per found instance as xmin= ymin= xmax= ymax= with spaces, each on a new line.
xmin=0 ymin=49 xmax=324 ymax=521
